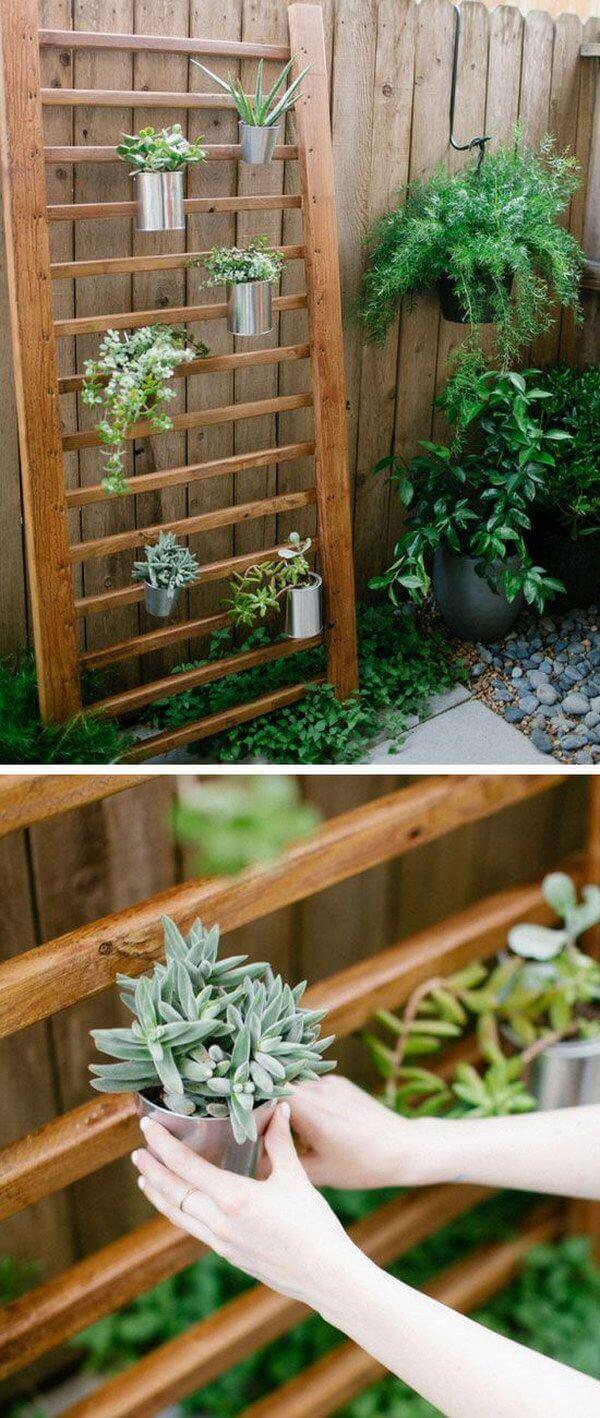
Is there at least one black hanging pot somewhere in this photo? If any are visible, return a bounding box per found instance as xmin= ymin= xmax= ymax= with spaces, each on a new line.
xmin=530 ymin=514 xmax=600 ymax=610
xmin=437 ymin=270 xmax=512 ymax=325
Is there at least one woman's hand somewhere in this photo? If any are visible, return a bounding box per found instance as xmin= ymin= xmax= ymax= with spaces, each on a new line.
xmin=133 ymin=1104 xmax=356 ymax=1313
xmin=288 ymin=1075 xmax=427 ymax=1189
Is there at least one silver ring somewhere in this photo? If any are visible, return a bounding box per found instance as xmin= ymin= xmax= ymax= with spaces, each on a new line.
xmin=179 ymin=1187 xmax=194 ymax=1213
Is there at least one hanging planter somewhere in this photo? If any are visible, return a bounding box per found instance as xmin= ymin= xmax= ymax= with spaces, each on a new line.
xmin=190 ymin=56 xmax=310 ymax=167
xmin=227 ymin=279 xmax=274 ymax=337
xmin=201 ymin=240 xmax=284 ymax=338
xmin=117 ymin=124 xmax=207 ymax=233
xmin=285 ymin=572 xmax=323 ymax=640
xmin=89 ymin=914 xmax=335 ymax=1176
xmin=527 ymin=1033 xmax=600 ymax=1110
xmin=226 ymin=532 xmax=320 ymax=638
xmin=132 ymin=531 xmax=200 ymax=619
xmin=437 ymin=271 xmax=513 ymax=326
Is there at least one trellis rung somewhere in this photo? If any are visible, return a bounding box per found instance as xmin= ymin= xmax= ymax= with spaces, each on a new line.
xmin=51 ymin=244 xmax=304 ymax=281
xmin=65 ymin=440 xmax=315 ymax=509
xmin=42 ymin=88 xmax=258 ymax=109
xmin=38 ymin=30 xmax=291 ymax=61
xmin=79 ymin=612 xmax=231 ymax=673
xmin=55 ymin=294 xmax=308 ymax=342
xmin=59 ymin=342 xmax=310 ymax=396
xmin=69 ymin=488 xmax=316 ymax=563
xmin=45 ymin=143 xmax=298 ymax=165
xmin=123 ymin=677 xmax=325 ymax=761
xmin=47 ymin=193 xmax=302 ymax=222
xmin=63 ymin=392 xmax=312 ymax=453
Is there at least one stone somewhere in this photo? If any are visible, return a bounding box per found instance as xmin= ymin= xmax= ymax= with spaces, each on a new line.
xmin=559 ymin=732 xmax=588 ymax=752
xmin=528 ymin=670 xmax=549 ymax=688
xmin=562 ymin=667 xmax=581 ymax=685
xmin=561 ymin=693 xmax=589 ymax=716
xmin=505 ymin=706 xmax=525 ymax=724
xmin=539 ymin=660 xmax=553 ymax=674
xmin=511 ymin=666 xmax=524 ymax=679
xmin=536 ymin=683 xmax=558 ymax=706
xmin=531 ymin=729 xmax=553 ymax=754
xmin=573 ymin=750 xmax=594 ymax=764
xmin=586 ymin=677 xmax=600 ymax=699
xmin=471 ymin=662 xmax=485 ymax=677
xmin=518 ymin=694 xmax=539 ymax=714
xmin=585 ymin=712 xmax=600 ymax=729
xmin=591 ymin=697 xmax=600 ymax=714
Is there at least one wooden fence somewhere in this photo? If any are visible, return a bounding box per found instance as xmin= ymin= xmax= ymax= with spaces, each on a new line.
xmin=0 ymin=0 xmax=598 ymax=679
xmin=0 ymin=771 xmax=596 ymax=1415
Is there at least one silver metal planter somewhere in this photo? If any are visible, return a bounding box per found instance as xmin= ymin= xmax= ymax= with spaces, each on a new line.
xmin=136 ymin=1093 xmax=276 ymax=1176
xmin=227 ymin=280 xmax=273 ymax=336
xmin=134 ymin=171 xmax=185 ymax=232
xmin=432 ymin=547 xmax=523 ymax=644
xmin=239 ymin=121 xmax=282 ymax=165
xmin=143 ymin=583 xmax=180 ymax=619
xmin=528 ymin=1035 xmax=600 ymax=1111
xmin=285 ymin=573 xmax=323 ymax=640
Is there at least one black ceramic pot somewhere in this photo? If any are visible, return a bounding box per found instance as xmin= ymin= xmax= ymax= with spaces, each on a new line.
xmin=432 ymin=548 xmax=523 ymax=644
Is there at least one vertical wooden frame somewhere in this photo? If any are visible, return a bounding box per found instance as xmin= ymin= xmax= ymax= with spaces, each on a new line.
xmin=0 ymin=0 xmax=80 ymax=720
xmin=288 ymin=4 xmax=359 ymax=698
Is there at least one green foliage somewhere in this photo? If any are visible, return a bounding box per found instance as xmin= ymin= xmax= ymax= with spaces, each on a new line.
xmin=131 ymin=530 xmax=200 ymax=591
xmin=171 ymin=774 xmax=321 ymax=875
xmin=144 ymin=601 xmax=461 ymax=764
xmin=364 ymin=874 xmax=600 ymax=1120
xmin=117 ymin=124 xmax=206 ymax=173
xmin=370 ymin=369 xmax=569 ymax=612
xmin=190 ymin=57 xmax=309 ymax=128
xmin=81 ymin=326 xmax=206 ymax=495
xmin=0 ymin=1254 xmax=40 ymax=1305
xmin=358 ymin=133 xmax=583 ymax=370
xmin=533 ymin=364 xmax=600 ymax=536
xmin=90 ymin=916 xmax=334 ymax=1143
xmin=201 ymin=238 xmax=284 ymax=286
xmin=226 ymin=533 xmax=312 ymax=628
xmin=0 ymin=654 xmax=129 ymax=764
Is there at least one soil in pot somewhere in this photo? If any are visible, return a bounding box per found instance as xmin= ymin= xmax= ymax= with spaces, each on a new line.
xmin=437 ymin=270 xmax=512 ymax=325
xmin=137 ymin=1089 xmax=275 ymax=1176
xmin=432 ymin=547 xmax=523 ymax=643
xmin=530 ymin=515 xmax=600 ymax=610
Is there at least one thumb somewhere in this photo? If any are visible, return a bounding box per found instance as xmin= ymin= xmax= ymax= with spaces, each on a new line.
xmin=263 ymin=1102 xmax=299 ymax=1174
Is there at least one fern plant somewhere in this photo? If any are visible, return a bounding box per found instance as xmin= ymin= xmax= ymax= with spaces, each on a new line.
xmin=358 ymin=133 xmax=583 ymax=371
xmin=90 ymin=916 xmax=335 ymax=1144
xmin=132 ymin=531 xmax=199 ymax=592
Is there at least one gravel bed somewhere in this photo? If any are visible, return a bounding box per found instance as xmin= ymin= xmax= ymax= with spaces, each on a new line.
xmin=467 ymin=604 xmax=600 ymax=764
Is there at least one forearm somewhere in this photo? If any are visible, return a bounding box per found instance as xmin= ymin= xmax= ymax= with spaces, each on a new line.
xmin=402 ymin=1106 xmax=600 ymax=1199
xmin=317 ymin=1243 xmax=600 ymax=1418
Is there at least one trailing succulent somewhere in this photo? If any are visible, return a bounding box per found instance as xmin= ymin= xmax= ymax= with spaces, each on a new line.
xmin=132 ymin=531 xmax=200 ymax=592
xmin=90 ymin=916 xmax=335 ymax=1144
xmin=358 ymin=132 xmax=583 ymax=372
xmin=191 ymin=56 xmax=309 ymax=128
xmin=81 ymin=326 xmax=207 ymax=496
xmin=117 ymin=124 xmax=206 ymax=173
xmin=364 ymin=872 xmax=600 ymax=1120
xmin=226 ymin=532 xmax=313 ymax=629
xmin=200 ymin=238 xmax=284 ymax=287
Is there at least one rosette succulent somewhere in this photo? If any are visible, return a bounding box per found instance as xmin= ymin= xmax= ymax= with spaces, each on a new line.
xmin=90 ymin=916 xmax=335 ymax=1143
xmin=132 ymin=531 xmax=199 ymax=592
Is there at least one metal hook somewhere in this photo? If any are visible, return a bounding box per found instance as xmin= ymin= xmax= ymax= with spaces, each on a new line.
xmin=449 ymin=4 xmax=491 ymax=173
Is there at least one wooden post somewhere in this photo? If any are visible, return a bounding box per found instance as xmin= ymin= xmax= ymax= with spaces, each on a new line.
xmin=287 ymin=4 xmax=359 ymax=698
xmin=0 ymin=0 xmax=80 ymax=719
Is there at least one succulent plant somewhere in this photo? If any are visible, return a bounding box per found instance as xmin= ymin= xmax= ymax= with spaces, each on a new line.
xmin=171 ymin=775 xmax=321 ymax=875
xmin=226 ymin=531 xmax=313 ymax=629
xmin=90 ymin=917 xmax=335 ymax=1143
xmin=364 ymin=873 xmax=600 ymax=1121
xmin=132 ymin=532 xmax=200 ymax=592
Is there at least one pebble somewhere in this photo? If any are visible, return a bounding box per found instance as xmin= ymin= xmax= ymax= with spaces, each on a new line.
xmin=505 ymin=706 xmax=526 ymax=724
xmin=471 ymin=662 xmax=485 ymax=677
xmin=585 ymin=711 xmax=600 ymax=728
xmin=518 ymin=694 xmax=539 ymax=714
xmin=531 ymin=729 xmax=553 ymax=754
xmin=573 ymin=750 xmax=593 ymax=764
xmin=537 ymin=684 xmax=558 ymax=706
xmin=562 ymin=693 xmax=589 ymax=716
xmin=559 ymin=732 xmax=588 ymax=751
xmin=528 ymin=670 xmax=549 ymax=688
xmin=511 ymin=666 xmax=524 ymax=679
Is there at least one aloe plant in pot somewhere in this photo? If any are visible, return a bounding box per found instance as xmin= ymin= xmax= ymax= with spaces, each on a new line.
xmin=90 ymin=916 xmax=335 ymax=1175
xmin=200 ymin=239 xmax=284 ymax=337
xmin=117 ymin=124 xmax=207 ymax=232
xmin=191 ymin=57 xmax=309 ymax=165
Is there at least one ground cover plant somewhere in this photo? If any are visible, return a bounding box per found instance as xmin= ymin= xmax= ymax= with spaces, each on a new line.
xmin=364 ymin=872 xmax=600 ymax=1120
xmin=358 ymin=132 xmax=583 ymax=373
xmin=190 ymin=57 xmax=309 ymax=128
xmin=117 ymin=124 xmax=207 ymax=172
xmin=0 ymin=655 xmax=129 ymax=764
xmin=144 ymin=601 xmax=462 ymax=763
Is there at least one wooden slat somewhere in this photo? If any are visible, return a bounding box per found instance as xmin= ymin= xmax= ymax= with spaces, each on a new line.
xmin=55 ymin=294 xmax=307 ymax=341
xmin=288 ymin=5 xmax=358 ymax=699
xmin=75 ymin=538 xmax=319 ymax=618
xmin=59 ymin=342 xmax=310 ymax=394
xmin=0 ymin=862 xmax=569 ymax=1221
xmin=65 ymin=439 xmax=315 ymax=508
xmin=79 ymin=611 xmax=231 ymax=672
xmin=122 ymin=677 xmax=324 ymax=761
xmin=0 ymin=775 xmax=150 ymax=838
xmin=62 ymin=389 xmax=312 ymax=448
xmin=88 ymin=632 xmax=323 ymax=719
xmin=42 ymin=88 xmax=260 ymax=109
xmin=38 ymin=30 xmax=291 ymax=61
xmin=0 ymin=776 xmax=563 ymax=1039
xmin=46 ymin=143 xmax=298 ymax=165
xmin=51 ymin=243 xmax=304 ymax=280
xmin=0 ymin=0 xmax=80 ymax=719
xmin=243 ymin=1211 xmax=561 ymax=1418
xmin=69 ymin=487 xmax=316 ymax=562
xmin=0 ymin=1182 xmax=490 ymax=1391
xmin=47 ymin=193 xmax=303 ymax=221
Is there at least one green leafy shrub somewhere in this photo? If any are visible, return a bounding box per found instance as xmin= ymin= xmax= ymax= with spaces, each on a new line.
xmin=117 ymin=124 xmax=206 ymax=172
xmin=201 ymin=238 xmax=284 ymax=286
xmin=132 ymin=531 xmax=200 ymax=592
xmin=144 ymin=601 xmax=461 ymax=763
xmin=191 ymin=57 xmax=309 ymax=128
xmin=226 ymin=533 xmax=313 ymax=628
xmin=0 ymin=655 xmax=128 ymax=764
xmin=533 ymin=365 xmax=600 ymax=536
xmin=358 ymin=133 xmax=583 ymax=369
xmin=81 ymin=326 xmax=207 ymax=496
xmin=370 ymin=370 xmax=569 ymax=612
xmin=171 ymin=775 xmax=320 ymax=875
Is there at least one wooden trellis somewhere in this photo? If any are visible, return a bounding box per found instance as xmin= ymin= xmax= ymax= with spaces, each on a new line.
xmin=0 ymin=771 xmax=599 ymax=1416
xmin=0 ymin=2 xmax=358 ymax=757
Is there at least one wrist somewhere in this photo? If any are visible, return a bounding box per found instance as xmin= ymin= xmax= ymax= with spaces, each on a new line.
xmin=314 ymin=1235 xmax=375 ymax=1329
xmin=381 ymin=1114 xmax=461 ymax=1188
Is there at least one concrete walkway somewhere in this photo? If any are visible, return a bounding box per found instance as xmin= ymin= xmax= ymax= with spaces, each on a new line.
xmin=363 ymin=685 xmax=548 ymax=765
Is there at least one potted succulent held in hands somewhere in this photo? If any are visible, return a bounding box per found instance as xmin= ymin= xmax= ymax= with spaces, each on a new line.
xmin=227 ymin=532 xmax=322 ymax=639
xmin=132 ymin=531 xmax=200 ymax=618
xmin=370 ymin=370 xmax=567 ymax=642
xmin=201 ymin=239 xmax=284 ymax=337
xmin=117 ymin=124 xmax=207 ymax=232
xmin=191 ymin=57 xmax=309 ymax=165
xmin=364 ymin=872 xmax=600 ymax=1120
xmin=81 ymin=325 xmax=206 ymax=496
xmin=90 ymin=915 xmax=334 ymax=1175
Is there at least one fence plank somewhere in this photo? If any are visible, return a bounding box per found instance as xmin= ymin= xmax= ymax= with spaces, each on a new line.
xmin=534 ymin=14 xmax=582 ymax=367
xmin=0 ymin=774 xmax=151 ymax=837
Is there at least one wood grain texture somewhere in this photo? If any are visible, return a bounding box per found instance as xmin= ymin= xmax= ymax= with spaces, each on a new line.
xmin=45 ymin=143 xmax=298 ymax=164
xmin=48 ymin=193 xmax=302 ymax=219
xmin=69 ymin=488 xmax=316 ymax=562
xmin=65 ymin=440 xmax=315 ymax=508
xmin=0 ymin=775 xmax=150 ymax=837
xmin=79 ymin=610 xmax=231 ymax=671
xmin=122 ymin=676 xmax=325 ymax=760
xmin=61 ymin=390 xmax=312 ymax=447
xmin=0 ymin=776 xmax=561 ymax=1039
xmin=39 ymin=29 xmax=290 ymax=60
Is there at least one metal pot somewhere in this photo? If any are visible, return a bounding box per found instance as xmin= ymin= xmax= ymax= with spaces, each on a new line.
xmin=528 ymin=1034 xmax=600 ymax=1111
xmin=143 ymin=583 xmax=180 ymax=618
xmin=239 ymin=121 xmax=282 ymax=165
xmin=227 ymin=280 xmax=273 ymax=336
xmin=285 ymin=573 xmax=323 ymax=640
xmin=432 ymin=547 xmax=523 ymax=644
xmin=134 ymin=171 xmax=185 ymax=232
xmin=136 ymin=1093 xmax=276 ymax=1176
